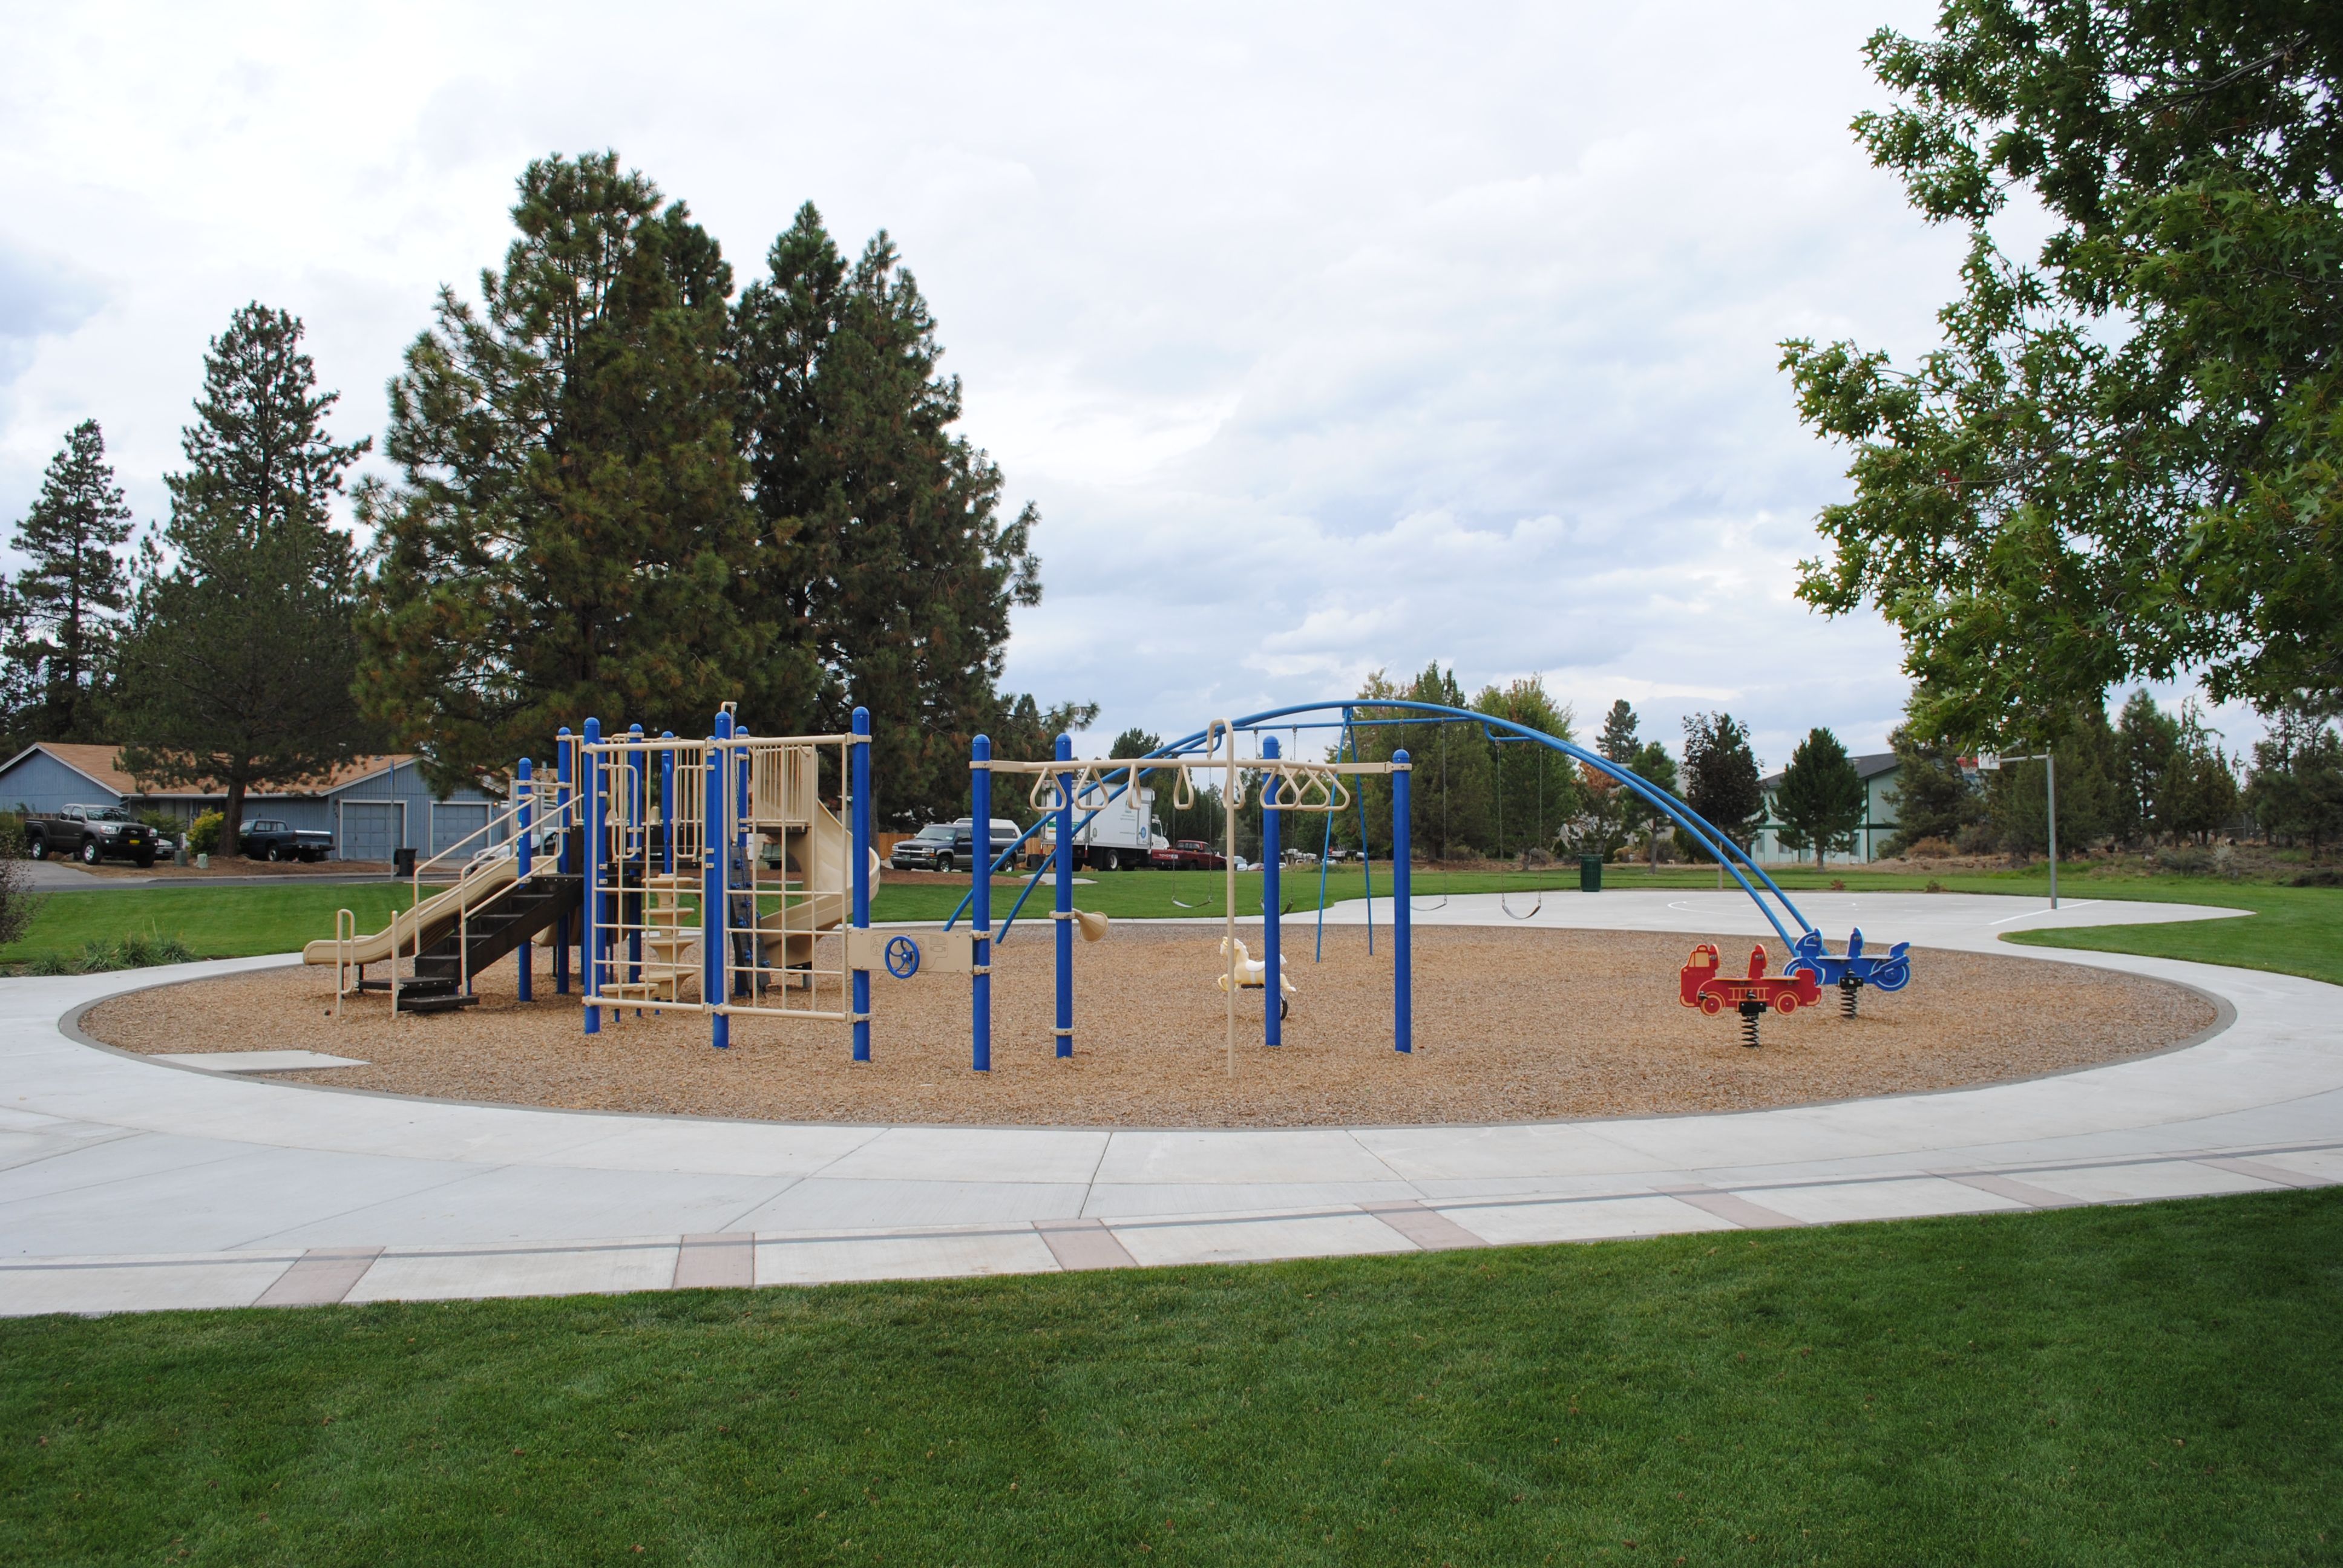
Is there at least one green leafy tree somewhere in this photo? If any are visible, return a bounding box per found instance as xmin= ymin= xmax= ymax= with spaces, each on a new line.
xmin=1781 ymin=1 xmax=2343 ymax=736
xmin=113 ymin=305 xmax=375 ymax=857
xmin=1349 ymin=664 xmax=1493 ymax=858
xmin=361 ymin=152 xmax=772 ymax=792
xmin=733 ymin=203 xmax=1050 ymax=828
xmin=1772 ymin=727 xmax=1868 ymax=867
xmin=1471 ymin=675 xmax=1578 ymax=860
xmin=1107 ymin=728 xmax=1161 ymax=759
xmin=6 ymin=420 xmax=132 ymax=742
xmin=1882 ymin=722 xmax=1981 ymax=854
xmin=1678 ymin=712 xmax=1763 ymax=860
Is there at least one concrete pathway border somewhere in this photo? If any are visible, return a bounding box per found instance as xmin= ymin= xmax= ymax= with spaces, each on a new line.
xmin=1 ymin=890 xmax=2334 ymax=1314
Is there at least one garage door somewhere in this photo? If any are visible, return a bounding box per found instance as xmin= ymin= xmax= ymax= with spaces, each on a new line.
xmin=431 ymin=803 xmax=491 ymax=858
xmin=338 ymin=802 xmax=399 ymax=864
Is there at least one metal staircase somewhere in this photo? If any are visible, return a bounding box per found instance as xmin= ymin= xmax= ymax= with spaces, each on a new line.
xmin=396 ymin=872 xmax=583 ymax=1015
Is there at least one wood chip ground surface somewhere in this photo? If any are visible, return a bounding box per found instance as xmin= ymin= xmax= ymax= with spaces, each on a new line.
xmin=80 ymin=925 xmax=2217 ymax=1128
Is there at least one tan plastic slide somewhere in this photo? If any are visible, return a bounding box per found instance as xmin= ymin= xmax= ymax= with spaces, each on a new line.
xmin=750 ymin=799 xmax=883 ymax=968
xmin=300 ymin=858 xmax=519 ymax=967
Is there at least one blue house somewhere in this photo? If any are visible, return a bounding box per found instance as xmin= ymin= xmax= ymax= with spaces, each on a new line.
xmin=0 ymin=743 xmax=503 ymax=863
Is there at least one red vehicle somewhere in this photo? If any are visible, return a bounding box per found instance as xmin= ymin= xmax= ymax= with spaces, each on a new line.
xmin=1679 ymin=943 xmax=1821 ymax=1016
xmin=1150 ymin=838 xmax=1227 ymax=871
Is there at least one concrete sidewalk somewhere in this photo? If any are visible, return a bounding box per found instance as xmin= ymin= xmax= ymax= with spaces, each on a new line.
xmin=1 ymin=892 xmax=2332 ymax=1314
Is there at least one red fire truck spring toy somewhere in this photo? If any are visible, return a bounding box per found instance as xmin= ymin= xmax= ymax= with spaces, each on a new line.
xmin=1679 ymin=942 xmax=1821 ymax=1048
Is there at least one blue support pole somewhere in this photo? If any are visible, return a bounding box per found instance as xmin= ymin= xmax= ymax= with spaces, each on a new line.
xmin=627 ymin=724 xmax=644 ymax=1005
xmin=709 ymin=711 xmax=732 ymax=1050
xmin=1392 ymin=748 xmax=1412 ymax=1054
xmin=660 ymin=734 xmax=676 ymax=877
xmin=851 ymin=707 xmax=873 ymax=1063
xmin=1355 ymin=711 xmax=1374 ymax=957
xmin=554 ymin=728 xmax=573 ymax=996
xmin=583 ymin=717 xmax=602 ymax=1035
xmin=732 ymin=722 xmax=751 ymax=999
xmin=1262 ymin=736 xmax=1281 ymax=1045
xmin=1054 ymin=732 xmax=1073 ymax=1059
xmin=972 ymin=733 xmax=992 ymax=1073
xmin=516 ymin=757 xmax=534 ymax=1004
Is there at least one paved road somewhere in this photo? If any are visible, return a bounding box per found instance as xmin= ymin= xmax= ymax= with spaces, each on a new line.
xmin=0 ymin=891 xmax=2333 ymax=1313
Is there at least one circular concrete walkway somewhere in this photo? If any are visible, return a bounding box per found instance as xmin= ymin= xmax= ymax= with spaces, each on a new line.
xmin=1 ymin=891 xmax=2334 ymax=1313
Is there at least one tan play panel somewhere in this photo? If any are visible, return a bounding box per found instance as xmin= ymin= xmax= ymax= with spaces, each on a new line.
xmin=82 ymin=925 xmax=2216 ymax=1128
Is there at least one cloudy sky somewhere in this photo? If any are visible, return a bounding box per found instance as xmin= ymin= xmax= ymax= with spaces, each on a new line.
xmin=0 ymin=2 xmax=2261 ymax=770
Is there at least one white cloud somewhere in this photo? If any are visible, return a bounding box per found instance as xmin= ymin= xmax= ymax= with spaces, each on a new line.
xmin=0 ymin=1 xmax=2267 ymax=768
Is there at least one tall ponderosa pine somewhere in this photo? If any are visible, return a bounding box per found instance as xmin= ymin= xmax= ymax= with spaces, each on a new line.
xmin=1773 ymin=727 xmax=1868 ymax=867
xmin=361 ymin=153 xmax=775 ymax=790
xmin=733 ymin=203 xmax=1045 ymax=825
xmin=1883 ymin=722 xmax=1982 ymax=854
xmin=7 ymin=420 xmax=132 ymax=742
xmin=114 ymin=305 xmax=375 ymax=855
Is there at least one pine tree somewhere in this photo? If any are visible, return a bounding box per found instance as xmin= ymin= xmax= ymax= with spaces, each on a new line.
xmin=1679 ymin=712 xmax=1763 ymax=859
xmin=1773 ymin=727 xmax=1867 ymax=867
xmin=113 ymin=305 xmax=375 ymax=856
xmin=361 ymin=153 xmax=773 ymax=791
xmin=1881 ymin=722 xmax=1980 ymax=854
xmin=6 ymin=420 xmax=132 ymax=740
xmin=733 ymin=203 xmax=1047 ymax=827
xmin=2113 ymin=690 xmax=2182 ymax=847
xmin=1596 ymin=699 xmax=1639 ymax=763
xmin=1627 ymin=740 xmax=1680 ymax=871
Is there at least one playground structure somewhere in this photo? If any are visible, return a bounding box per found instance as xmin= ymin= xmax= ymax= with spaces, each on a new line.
xmin=306 ymin=694 xmax=1912 ymax=1067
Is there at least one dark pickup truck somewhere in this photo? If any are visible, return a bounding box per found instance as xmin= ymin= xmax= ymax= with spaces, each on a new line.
xmin=240 ymin=818 xmax=335 ymax=862
xmin=25 ymin=803 xmax=161 ymax=867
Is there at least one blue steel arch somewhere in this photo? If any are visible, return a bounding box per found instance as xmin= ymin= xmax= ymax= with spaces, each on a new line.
xmin=946 ymin=699 xmax=1817 ymax=950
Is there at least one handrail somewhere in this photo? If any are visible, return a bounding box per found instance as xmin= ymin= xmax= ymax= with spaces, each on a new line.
xmin=388 ymin=780 xmax=577 ymax=1013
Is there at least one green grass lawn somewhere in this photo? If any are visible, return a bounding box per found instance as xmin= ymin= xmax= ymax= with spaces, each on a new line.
xmin=6 ymin=863 xmax=2337 ymax=990
xmin=4 ymin=1190 xmax=2338 ymax=1566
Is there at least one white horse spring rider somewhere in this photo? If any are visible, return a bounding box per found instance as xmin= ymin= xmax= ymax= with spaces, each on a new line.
xmin=1217 ymin=935 xmax=1295 ymax=1021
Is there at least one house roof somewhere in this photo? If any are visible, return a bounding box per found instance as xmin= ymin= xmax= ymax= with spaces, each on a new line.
xmin=1758 ymin=751 xmax=1899 ymax=791
xmin=0 ymin=743 xmax=418 ymax=800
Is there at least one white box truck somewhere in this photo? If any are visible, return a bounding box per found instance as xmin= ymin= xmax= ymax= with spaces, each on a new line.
xmin=1035 ymin=780 xmax=1165 ymax=871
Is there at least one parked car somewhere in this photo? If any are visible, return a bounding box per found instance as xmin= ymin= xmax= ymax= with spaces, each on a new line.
xmin=943 ymin=817 xmax=1023 ymax=875
xmin=1150 ymin=838 xmax=1227 ymax=871
xmin=890 ymin=823 xmax=955 ymax=872
xmin=240 ymin=818 xmax=336 ymax=863
xmin=24 ymin=803 xmax=160 ymax=867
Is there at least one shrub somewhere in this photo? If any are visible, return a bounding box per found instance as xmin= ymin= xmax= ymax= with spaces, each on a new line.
xmin=0 ymin=816 xmax=44 ymax=948
xmin=2160 ymin=846 xmax=2213 ymax=875
xmin=1902 ymin=836 xmax=1955 ymax=860
xmin=186 ymin=811 xmax=224 ymax=855
xmin=1829 ymin=877 xmax=1847 ymax=891
xmin=76 ymin=939 xmax=123 ymax=973
xmin=1954 ymin=823 xmax=1999 ymax=855
xmin=1924 ymin=878 xmax=1945 ymax=893
xmin=137 ymin=809 xmax=182 ymax=839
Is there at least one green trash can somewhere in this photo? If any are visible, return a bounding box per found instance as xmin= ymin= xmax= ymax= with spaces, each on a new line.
xmin=1579 ymin=854 xmax=1603 ymax=893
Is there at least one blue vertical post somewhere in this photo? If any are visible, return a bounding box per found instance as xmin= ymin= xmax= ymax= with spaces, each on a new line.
xmin=1261 ymin=736 xmax=1281 ymax=1046
xmin=851 ymin=707 xmax=873 ymax=1063
xmin=583 ymin=717 xmax=602 ymax=1035
xmin=554 ymin=730 xmax=573 ymax=996
xmin=660 ymin=734 xmax=676 ymax=877
xmin=732 ymin=724 xmax=752 ymax=998
xmin=516 ymin=757 xmax=535 ymax=1004
xmin=1392 ymin=748 xmax=1412 ymax=1054
xmin=627 ymin=724 xmax=645 ymax=1003
xmin=1054 ymin=733 xmax=1074 ymax=1059
xmin=972 ymin=733 xmax=992 ymax=1073
xmin=709 ymin=711 xmax=732 ymax=1049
